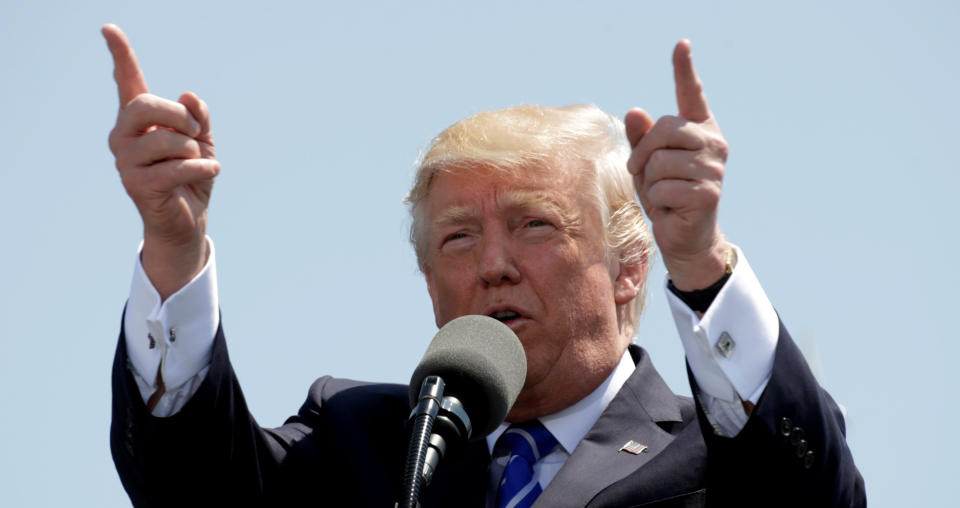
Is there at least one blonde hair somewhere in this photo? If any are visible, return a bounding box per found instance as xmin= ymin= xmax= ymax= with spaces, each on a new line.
xmin=405 ymin=104 xmax=656 ymax=332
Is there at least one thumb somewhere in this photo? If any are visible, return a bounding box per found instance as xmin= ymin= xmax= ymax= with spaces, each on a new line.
xmin=624 ymin=107 xmax=654 ymax=148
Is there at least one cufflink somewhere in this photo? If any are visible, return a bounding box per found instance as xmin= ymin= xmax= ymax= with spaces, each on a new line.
xmin=716 ymin=332 xmax=735 ymax=358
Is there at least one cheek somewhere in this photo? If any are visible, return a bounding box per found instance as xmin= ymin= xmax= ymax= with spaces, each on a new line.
xmin=548 ymin=244 xmax=615 ymax=299
xmin=551 ymin=264 xmax=618 ymax=329
xmin=429 ymin=267 xmax=473 ymax=319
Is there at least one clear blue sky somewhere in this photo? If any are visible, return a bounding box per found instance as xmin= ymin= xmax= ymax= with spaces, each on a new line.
xmin=1 ymin=1 xmax=956 ymax=506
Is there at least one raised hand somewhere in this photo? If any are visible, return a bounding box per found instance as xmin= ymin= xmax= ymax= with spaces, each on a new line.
xmin=103 ymin=24 xmax=220 ymax=299
xmin=625 ymin=40 xmax=730 ymax=291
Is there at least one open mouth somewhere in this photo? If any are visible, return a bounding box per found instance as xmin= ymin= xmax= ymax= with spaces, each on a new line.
xmin=489 ymin=309 xmax=523 ymax=325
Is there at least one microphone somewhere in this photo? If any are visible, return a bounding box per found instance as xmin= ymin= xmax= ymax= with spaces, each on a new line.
xmin=398 ymin=315 xmax=526 ymax=508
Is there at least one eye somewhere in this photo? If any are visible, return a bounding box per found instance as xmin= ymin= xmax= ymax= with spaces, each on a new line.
xmin=524 ymin=219 xmax=552 ymax=228
xmin=514 ymin=217 xmax=558 ymax=242
xmin=444 ymin=232 xmax=469 ymax=242
xmin=439 ymin=231 xmax=474 ymax=252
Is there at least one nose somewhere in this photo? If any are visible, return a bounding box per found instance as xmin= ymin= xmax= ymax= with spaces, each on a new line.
xmin=477 ymin=232 xmax=521 ymax=287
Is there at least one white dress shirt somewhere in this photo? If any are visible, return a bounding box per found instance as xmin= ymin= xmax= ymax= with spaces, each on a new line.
xmin=484 ymin=349 xmax=636 ymax=498
xmin=123 ymin=240 xmax=779 ymax=489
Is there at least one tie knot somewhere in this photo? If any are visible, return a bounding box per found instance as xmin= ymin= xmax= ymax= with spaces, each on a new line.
xmin=498 ymin=420 xmax=558 ymax=464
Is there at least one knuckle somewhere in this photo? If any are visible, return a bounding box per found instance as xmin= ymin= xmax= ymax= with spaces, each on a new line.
xmin=631 ymin=145 xmax=652 ymax=171
xmin=708 ymin=161 xmax=725 ymax=180
xmin=181 ymin=138 xmax=202 ymax=159
xmin=149 ymin=128 xmax=181 ymax=153
xmin=655 ymin=115 xmax=680 ymax=131
xmin=125 ymin=93 xmax=151 ymax=111
xmin=703 ymin=188 xmax=721 ymax=209
xmin=693 ymin=179 xmax=721 ymax=202
xmin=647 ymin=183 xmax=669 ymax=207
xmin=114 ymin=142 xmax=145 ymax=172
xmin=157 ymin=129 xmax=179 ymax=150
xmin=707 ymin=136 xmax=729 ymax=159
xmin=648 ymin=149 xmax=668 ymax=168
xmin=108 ymin=128 xmax=122 ymax=154
xmin=693 ymin=155 xmax=724 ymax=180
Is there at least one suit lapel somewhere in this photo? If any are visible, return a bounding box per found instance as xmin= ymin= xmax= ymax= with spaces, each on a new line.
xmin=534 ymin=345 xmax=684 ymax=507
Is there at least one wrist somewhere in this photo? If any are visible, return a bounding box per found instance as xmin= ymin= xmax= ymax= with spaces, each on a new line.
xmin=664 ymin=239 xmax=731 ymax=291
xmin=141 ymin=235 xmax=209 ymax=301
xmin=668 ymin=270 xmax=731 ymax=313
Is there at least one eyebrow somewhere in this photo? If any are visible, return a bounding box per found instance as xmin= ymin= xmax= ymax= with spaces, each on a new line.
xmin=501 ymin=190 xmax=567 ymax=217
xmin=431 ymin=190 xmax=578 ymax=229
xmin=432 ymin=205 xmax=477 ymax=228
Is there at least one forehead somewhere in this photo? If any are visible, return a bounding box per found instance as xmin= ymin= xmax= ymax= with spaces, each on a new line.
xmin=425 ymin=163 xmax=587 ymax=215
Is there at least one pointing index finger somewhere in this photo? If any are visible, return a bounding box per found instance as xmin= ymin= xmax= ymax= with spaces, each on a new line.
xmin=672 ymin=39 xmax=711 ymax=123
xmin=102 ymin=24 xmax=149 ymax=109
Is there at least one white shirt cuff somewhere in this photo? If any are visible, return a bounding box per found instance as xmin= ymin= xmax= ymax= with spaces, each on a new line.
xmin=123 ymin=237 xmax=220 ymax=401
xmin=666 ymin=244 xmax=779 ymax=411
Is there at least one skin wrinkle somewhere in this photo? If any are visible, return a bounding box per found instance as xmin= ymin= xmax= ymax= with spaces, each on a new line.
xmin=431 ymin=189 xmax=583 ymax=244
xmin=423 ymin=165 xmax=640 ymax=422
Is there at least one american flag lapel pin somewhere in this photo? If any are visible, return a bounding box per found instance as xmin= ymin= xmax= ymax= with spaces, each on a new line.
xmin=618 ymin=440 xmax=648 ymax=455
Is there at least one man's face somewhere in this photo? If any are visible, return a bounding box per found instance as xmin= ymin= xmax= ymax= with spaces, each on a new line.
xmin=423 ymin=164 xmax=637 ymax=421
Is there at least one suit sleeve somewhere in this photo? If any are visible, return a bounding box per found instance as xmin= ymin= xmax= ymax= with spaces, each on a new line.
xmin=124 ymin=238 xmax=220 ymax=417
xmin=668 ymin=244 xmax=780 ymax=435
xmin=110 ymin=314 xmax=424 ymax=507
xmin=110 ymin=318 xmax=316 ymax=507
xmin=693 ymin=322 xmax=866 ymax=507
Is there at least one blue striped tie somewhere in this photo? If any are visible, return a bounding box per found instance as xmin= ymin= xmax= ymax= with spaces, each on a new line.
xmin=495 ymin=421 xmax=559 ymax=508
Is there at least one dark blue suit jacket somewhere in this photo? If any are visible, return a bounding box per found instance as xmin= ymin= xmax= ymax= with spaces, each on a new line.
xmin=111 ymin=319 xmax=864 ymax=507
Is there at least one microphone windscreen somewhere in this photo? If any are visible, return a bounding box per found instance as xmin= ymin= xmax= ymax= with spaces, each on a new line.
xmin=409 ymin=315 xmax=526 ymax=440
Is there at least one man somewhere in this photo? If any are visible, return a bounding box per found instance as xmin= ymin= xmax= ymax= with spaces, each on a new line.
xmin=104 ymin=24 xmax=864 ymax=507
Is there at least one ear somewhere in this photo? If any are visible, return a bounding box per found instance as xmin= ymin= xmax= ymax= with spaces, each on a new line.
xmin=424 ymin=270 xmax=442 ymax=327
xmin=613 ymin=259 xmax=647 ymax=305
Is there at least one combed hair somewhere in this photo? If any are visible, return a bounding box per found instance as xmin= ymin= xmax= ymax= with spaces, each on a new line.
xmin=405 ymin=104 xmax=656 ymax=333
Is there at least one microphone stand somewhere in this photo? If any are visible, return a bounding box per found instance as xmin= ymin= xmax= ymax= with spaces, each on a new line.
xmin=398 ymin=376 xmax=472 ymax=508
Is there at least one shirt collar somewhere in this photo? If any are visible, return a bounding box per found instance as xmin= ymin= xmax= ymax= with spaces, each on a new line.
xmin=485 ymin=348 xmax=636 ymax=455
